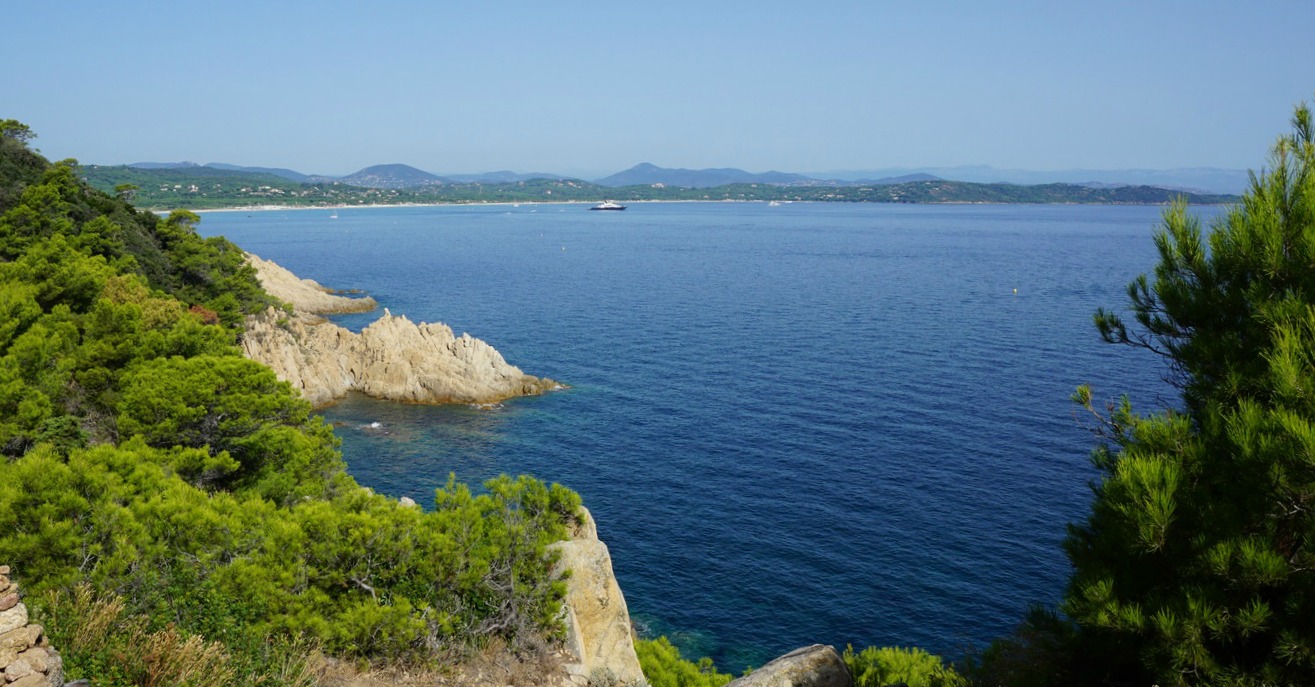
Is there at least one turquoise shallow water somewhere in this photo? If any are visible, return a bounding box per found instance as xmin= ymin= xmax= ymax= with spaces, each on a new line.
xmin=199 ymin=201 xmax=1218 ymax=668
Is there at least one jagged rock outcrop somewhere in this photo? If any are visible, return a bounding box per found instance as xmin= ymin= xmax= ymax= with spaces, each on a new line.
xmin=246 ymin=252 xmax=377 ymax=314
xmin=726 ymin=645 xmax=851 ymax=687
xmin=550 ymin=509 xmax=646 ymax=687
xmin=243 ymin=307 xmax=560 ymax=407
xmin=0 ymin=566 xmax=64 ymax=687
xmin=242 ymin=255 xmax=560 ymax=407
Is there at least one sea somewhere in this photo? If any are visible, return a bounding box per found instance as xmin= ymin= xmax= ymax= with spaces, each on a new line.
xmin=197 ymin=201 xmax=1220 ymax=669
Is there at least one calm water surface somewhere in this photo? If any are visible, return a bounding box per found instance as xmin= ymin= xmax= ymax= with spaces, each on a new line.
xmin=199 ymin=201 xmax=1218 ymax=668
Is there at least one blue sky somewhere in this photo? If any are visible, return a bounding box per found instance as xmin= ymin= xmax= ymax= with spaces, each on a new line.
xmin=5 ymin=1 xmax=1313 ymax=177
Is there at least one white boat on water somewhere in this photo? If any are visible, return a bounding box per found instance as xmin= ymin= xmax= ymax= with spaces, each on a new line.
xmin=590 ymin=200 xmax=627 ymax=211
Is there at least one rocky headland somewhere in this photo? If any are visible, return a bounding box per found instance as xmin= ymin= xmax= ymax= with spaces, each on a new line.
xmin=240 ymin=256 xmax=849 ymax=687
xmin=241 ymin=254 xmax=560 ymax=408
xmin=244 ymin=253 xmax=380 ymax=314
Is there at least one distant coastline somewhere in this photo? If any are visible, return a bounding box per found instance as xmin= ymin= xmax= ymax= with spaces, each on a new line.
xmin=85 ymin=163 xmax=1239 ymax=212
xmin=183 ymin=195 xmax=1235 ymax=215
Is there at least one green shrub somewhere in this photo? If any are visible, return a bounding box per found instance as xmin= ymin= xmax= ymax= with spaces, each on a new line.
xmin=39 ymin=583 xmax=318 ymax=687
xmin=1062 ymin=102 xmax=1315 ymax=685
xmin=636 ymin=636 xmax=733 ymax=687
xmin=843 ymin=645 xmax=963 ymax=687
xmin=0 ymin=444 xmax=582 ymax=665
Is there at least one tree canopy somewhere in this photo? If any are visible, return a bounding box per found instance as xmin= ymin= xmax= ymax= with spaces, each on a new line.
xmin=1055 ymin=104 xmax=1315 ymax=685
xmin=0 ymin=120 xmax=582 ymax=683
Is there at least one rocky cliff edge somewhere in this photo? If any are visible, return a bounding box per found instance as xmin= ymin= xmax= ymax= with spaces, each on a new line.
xmin=246 ymin=252 xmax=379 ymax=315
xmin=550 ymin=508 xmax=646 ymax=687
xmin=242 ymin=255 xmax=560 ymax=408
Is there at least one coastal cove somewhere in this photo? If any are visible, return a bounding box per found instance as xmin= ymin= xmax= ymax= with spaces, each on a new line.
xmin=199 ymin=201 xmax=1219 ymax=669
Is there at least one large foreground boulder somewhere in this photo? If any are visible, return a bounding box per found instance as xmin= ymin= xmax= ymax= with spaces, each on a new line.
xmin=727 ymin=645 xmax=851 ymax=687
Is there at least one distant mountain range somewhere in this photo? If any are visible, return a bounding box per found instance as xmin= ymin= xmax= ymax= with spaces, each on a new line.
xmin=130 ymin=161 xmax=312 ymax=183
xmin=125 ymin=161 xmax=560 ymax=189
xmin=445 ymin=170 xmax=571 ymax=183
xmin=322 ymin=164 xmax=451 ymax=189
xmin=122 ymin=160 xmax=1251 ymax=195
xmin=845 ymin=172 xmax=943 ymax=186
xmin=814 ymin=165 xmax=1250 ymax=195
xmin=205 ymin=163 xmax=311 ymax=183
xmin=83 ymin=162 xmax=1238 ymax=210
xmin=595 ymin=163 xmax=819 ymax=188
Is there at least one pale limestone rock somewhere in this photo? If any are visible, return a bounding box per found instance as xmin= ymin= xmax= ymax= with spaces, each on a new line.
xmin=241 ymin=255 xmax=559 ymax=407
xmin=0 ymin=623 xmax=38 ymax=670
xmin=550 ymin=508 xmax=645 ymax=687
xmin=7 ymin=674 xmax=51 ymax=687
xmin=0 ymin=604 xmax=26 ymax=636
xmin=0 ymin=625 xmax=39 ymax=654
xmin=726 ymin=645 xmax=851 ymax=687
xmin=4 ymin=656 xmax=32 ymax=680
xmin=16 ymin=647 xmax=46 ymax=673
xmin=242 ymin=307 xmax=559 ymax=408
xmin=246 ymin=253 xmax=377 ymax=314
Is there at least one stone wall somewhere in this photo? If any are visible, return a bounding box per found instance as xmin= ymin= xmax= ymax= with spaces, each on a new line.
xmin=0 ymin=567 xmax=63 ymax=687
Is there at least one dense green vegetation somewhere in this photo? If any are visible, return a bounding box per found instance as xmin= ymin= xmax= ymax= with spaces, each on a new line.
xmin=972 ymin=105 xmax=1315 ymax=686
xmin=79 ymin=163 xmax=1236 ymax=210
xmin=633 ymin=638 xmax=965 ymax=687
xmin=632 ymin=181 xmax=1236 ymax=205
xmin=81 ymin=164 xmax=415 ymax=209
xmin=635 ymin=637 xmax=735 ymax=687
xmin=844 ymin=645 xmax=963 ymax=687
xmin=0 ymin=121 xmax=582 ymax=683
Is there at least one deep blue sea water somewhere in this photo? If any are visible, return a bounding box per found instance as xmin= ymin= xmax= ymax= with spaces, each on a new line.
xmin=198 ymin=201 xmax=1221 ymax=669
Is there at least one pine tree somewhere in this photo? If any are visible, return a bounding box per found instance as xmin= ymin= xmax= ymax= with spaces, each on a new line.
xmin=1064 ymin=104 xmax=1315 ymax=685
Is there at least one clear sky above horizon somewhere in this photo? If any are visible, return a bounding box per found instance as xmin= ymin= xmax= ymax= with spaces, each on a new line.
xmin=6 ymin=1 xmax=1314 ymax=177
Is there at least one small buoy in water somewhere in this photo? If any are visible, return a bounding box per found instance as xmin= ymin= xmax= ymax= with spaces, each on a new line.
xmin=1013 ymin=288 xmax=1018 ymax=295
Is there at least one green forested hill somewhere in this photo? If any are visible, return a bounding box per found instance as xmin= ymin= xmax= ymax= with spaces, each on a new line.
xmin=605 ymin=180 xmax=1236 ymax=204
xmin=0 ymin=120 xmax=580 ymax=684
xmin=79 ymin=162 xmax=1236 ymax=210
